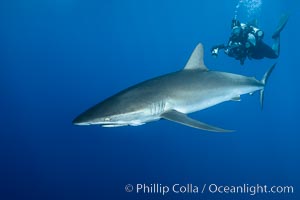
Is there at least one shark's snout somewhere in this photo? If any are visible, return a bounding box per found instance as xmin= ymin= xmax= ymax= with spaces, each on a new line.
xmin=72 ymin=113 xmax=92 ymax=125
xmin=73 ymin=110 xmax=112 ymax=126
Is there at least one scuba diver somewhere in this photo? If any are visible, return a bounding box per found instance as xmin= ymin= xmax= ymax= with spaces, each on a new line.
xmin=211 ymin=14 xmax=289 ymax=65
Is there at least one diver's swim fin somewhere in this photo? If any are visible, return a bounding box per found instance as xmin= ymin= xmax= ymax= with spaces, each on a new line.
xmin=272 ymin=14 xmax=289 ymax=39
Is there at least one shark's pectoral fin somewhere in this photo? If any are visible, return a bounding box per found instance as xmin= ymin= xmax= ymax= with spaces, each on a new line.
xmin=160 ymin=110 xmax=233 ymax=132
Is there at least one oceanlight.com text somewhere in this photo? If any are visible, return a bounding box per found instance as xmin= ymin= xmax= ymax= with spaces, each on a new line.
xmin=124 ymin=183 xmax=294 ymax=196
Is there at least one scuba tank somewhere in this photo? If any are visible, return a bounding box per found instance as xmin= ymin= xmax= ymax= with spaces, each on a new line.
xmin=252 ymin=26 xmax=264 ymax=40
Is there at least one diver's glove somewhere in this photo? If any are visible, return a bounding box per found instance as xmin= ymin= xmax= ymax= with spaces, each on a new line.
xmin=211 ymin=47 xmax=219 ymax=58
xmin=211 ymin=44 xmax=225 ymax=58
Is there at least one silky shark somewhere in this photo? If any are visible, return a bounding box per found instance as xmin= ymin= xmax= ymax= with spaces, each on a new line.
xmin=73 ymin=43 xmax=275 ymax=132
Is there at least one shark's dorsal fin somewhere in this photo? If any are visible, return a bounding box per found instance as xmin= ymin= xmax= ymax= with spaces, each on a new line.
xmin=183 ymin=43 xmax=208 ymax=71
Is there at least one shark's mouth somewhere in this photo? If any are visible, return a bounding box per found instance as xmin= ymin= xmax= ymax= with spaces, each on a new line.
xmin=101 ymin=124 xmax=128 ymax=127
xmin=100 ymin=120 xmax=146 ymax=127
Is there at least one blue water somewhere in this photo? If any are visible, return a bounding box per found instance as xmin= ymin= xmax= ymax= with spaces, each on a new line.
xmin=1 ymin=0 xmax=299 ymax=199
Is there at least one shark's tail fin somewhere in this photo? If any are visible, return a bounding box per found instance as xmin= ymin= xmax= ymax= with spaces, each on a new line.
xmin=260 ymin=63 xmax=276 ymax=109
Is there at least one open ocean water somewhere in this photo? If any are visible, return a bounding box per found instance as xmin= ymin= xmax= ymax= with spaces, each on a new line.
xmin=0 ymin=0 xmax=299 ymax=199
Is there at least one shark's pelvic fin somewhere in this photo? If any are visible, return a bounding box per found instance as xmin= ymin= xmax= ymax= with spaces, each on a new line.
xmin=161 ymin=110 xmax=233 ymax=133
xmin=183 ymin=43 xmax=208 ymax=71
xmin=231 ymin=96 xmax=241 ymax=101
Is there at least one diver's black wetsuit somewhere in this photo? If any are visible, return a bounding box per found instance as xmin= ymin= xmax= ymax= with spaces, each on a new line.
xmin=251 ymin=40 xmax=279 ymax=59
xmin=211 ymin=14 xmax=288 ymax=64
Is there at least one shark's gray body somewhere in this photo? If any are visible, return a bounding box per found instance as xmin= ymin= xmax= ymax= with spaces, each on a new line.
xmin=73 ymin=43 xmax=275 ymax=132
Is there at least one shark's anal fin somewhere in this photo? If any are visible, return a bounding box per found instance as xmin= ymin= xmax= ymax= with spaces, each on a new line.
xmin=161 ymin=110 xmax=233 ymax=133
